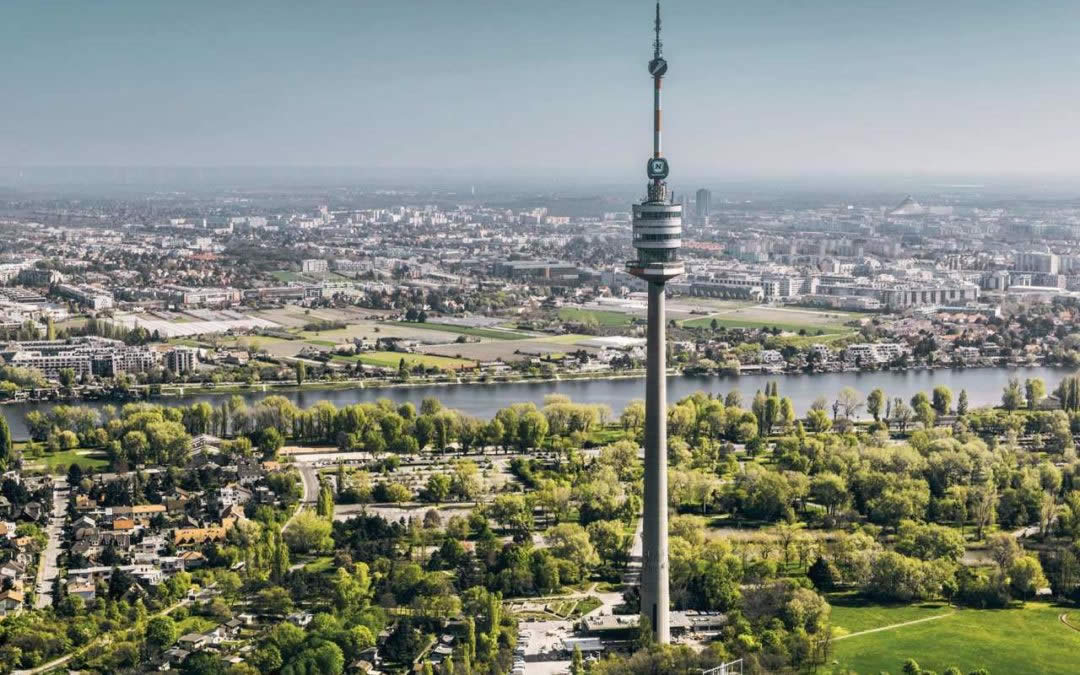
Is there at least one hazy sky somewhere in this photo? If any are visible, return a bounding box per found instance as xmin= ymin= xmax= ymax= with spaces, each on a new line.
xmin=4 ymin=0 xmax=1080 ymax=178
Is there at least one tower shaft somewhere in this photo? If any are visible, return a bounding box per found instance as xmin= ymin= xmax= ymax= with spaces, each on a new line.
xmin=641 ymin=280 xmax=670 ymax=642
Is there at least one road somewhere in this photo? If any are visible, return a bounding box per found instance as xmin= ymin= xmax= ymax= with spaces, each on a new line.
xmin=281 ymin=461 xmax=319 ymax=534
xmin=34 ymin=477 xmax=68 ymax=609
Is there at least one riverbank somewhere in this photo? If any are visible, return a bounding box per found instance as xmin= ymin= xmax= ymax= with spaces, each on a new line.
xmin=0 ymin=364 xmax=1070 ymax=442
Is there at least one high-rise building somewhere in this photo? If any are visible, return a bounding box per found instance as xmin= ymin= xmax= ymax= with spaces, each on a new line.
xmin=695 ymin=188 xmax=711 ymax=225
xmin=1015 ymin=251 xmax=1060 ymax=275
xmin=626 ymin=2 xmax=681 ymax=644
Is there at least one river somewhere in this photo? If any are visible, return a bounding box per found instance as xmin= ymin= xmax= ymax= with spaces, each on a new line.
xmin=3 ymin=365 xmax=1072 ymax=441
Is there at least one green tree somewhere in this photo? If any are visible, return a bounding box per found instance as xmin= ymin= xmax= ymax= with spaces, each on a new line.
xmin=806 ymin=408 xmax=831 ymax=433
xmin=317 ymin=482 xmax=335 ymax=520
xmin=1002 ymin=377 xmax=1024 ymax=411
xmin=295 ymin=361 xmax=306 ymax=386
xmin=271 ymin=533 xmax=290 ymax=583
xmin=181 ymin=651 xmax=228 ymax=675
xmin=0 ymin=415 xmax=11 ymax=469
xmin=957 ymin=389 xmax=969 ymax=416
xmin=1025 ymin=377 xmax=1046 ymax=410
xmin=283 ymin=511 xmax=333 ymax=553
xmin=145 ymin=615 xmax=177 ymax=653
xmin=258 ymin=427 xmax=284 ymax=459
xmin=932 ymin=385 xmax=953 ymax=416
xmin=570 ymin=645 xmax=585 ymax=675
xmin=1008 ymin=555 xmax=1049 ymax=600
xmin=867 ymin=388 xmax=885 ymax=421
xmin=424 ymin=473 xmax=452 ymax=504
xmin=915 ymin=400 xmax=936 ymax=428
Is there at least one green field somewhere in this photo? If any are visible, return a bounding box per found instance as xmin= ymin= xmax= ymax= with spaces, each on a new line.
xmin=680 ymin=305 xmax=864 ymax=334
xmin=302 ymin=556 xmax=334 ymax=574
xmin=557 ymin=307 xmax=634 ymax=327
xmin=827 ymin=601 xmax=1080 ymax=674
xmin=829 ymin=593 xmax=952 ymax=635
xmin=334 ymin=351 xmax=474 ymax=371
xmin=391 ymin=321 xmax=534 ymax=340
xmin=24 ymin=448 xmax=110 ymax=473
xmin=270 ymin=270 xmax=308 ymax=283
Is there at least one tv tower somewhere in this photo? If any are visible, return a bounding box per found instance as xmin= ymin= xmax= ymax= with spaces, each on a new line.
xmin=627 ymin=1 xmax=682 ymax=644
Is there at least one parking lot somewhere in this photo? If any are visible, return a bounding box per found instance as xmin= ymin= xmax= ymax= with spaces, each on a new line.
xmin=518 ymin=620 xmax=573 ymax=675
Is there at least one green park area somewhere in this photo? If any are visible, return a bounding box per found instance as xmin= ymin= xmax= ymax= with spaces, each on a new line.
xmin=22 ymin=447 xmax=110 ymax=473
xmin=827 ymin=601 xmax=1080 ymax=674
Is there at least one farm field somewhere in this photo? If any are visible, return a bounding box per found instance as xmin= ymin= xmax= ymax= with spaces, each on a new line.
xmin=827 ymin=601 xmax=1080 ymax=674
xmin=557 ymin=307 xmax=635 ymax=327
xmin=390 ymin=321 xmax=534 ymax=340
xmin=681 ymin=305 xmax=864 ymax=333
xmin=333 ymin=350 xmax=474 ymax=370
xmin=420 ymin=336 xmax=596 ymax=362
xmin=299 ymin=322 xmax=463 ymax=344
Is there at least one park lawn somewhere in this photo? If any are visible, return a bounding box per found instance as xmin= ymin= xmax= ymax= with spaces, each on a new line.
xmin=390 ymin=321 xmax=534 ymax=341
xmin=26 ymin=449 xmax=109 ymax=473
xmin=334 ymin=351 xmax=474 ymax=371
xmin=828 ymin=602 xmax=1080 ymax=675
xmin=302 ymin=556 xmax=335 ymax=574
xmin=175 ymin=615 xmax=218 ymax=636
xmin=557 ymin=307 xmax=635 ymax=327
xmin=270 ymin=270 xmax=308 ymax=283
xmin=828 ymin=592 xmax=952 ymax=635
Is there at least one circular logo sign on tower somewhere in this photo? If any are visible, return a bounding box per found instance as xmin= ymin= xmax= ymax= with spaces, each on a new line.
xmin=648 ymin=57 xmax=668 ymax=77
xmin=647 ymin=157 xmax=669 ymax=180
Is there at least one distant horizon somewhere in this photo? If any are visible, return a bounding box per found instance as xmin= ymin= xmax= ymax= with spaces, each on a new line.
xmin=6 ymin=166 xmax=1080 ymax=200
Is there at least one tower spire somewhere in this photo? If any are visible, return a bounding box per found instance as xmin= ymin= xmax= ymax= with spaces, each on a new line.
xmin=653 ymin=2 xmax=663 ymax=59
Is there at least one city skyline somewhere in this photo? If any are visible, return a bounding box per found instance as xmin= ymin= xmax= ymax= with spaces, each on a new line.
xmin=5 ymin=0 xmax=1080 ymax=177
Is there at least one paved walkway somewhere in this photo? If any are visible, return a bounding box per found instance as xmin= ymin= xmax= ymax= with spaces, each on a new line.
xmin=1059 ymin=613 xmax=1080 ymax=632
xmin=834 ymin=612 xmax=954 ymax=641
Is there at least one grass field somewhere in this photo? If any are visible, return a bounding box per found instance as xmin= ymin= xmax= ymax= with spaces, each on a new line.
xmin=270 ymin=270 xmax=308 ymax=283
xmin=829 ymin=593 xmax=952 ymax=635
xmin=681 ymin=305 xmax=863 ymax=334
xmin=24 ymin=449 xmax=110 ymax=473
xmin=302 ymin=556 xmax=334 ymax=574
xmin=334 ymin=351 xmax=474 ymax=371
xmin=827 ymin=601 xmax=1080 ymax=674
xmin=391 ymin=321 xmax=534 ymax=340
xmin=557 ymin=307 xmax=635 ymax=327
